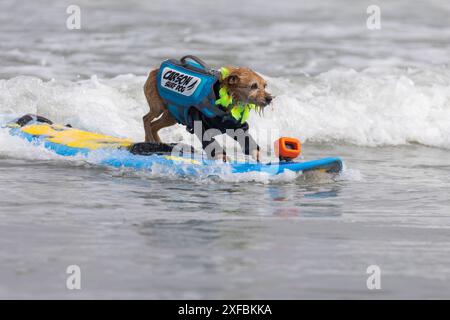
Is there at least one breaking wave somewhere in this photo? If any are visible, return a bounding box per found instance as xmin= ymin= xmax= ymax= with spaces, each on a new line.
xmin=1 ymin=66 xmax=449 ymax=150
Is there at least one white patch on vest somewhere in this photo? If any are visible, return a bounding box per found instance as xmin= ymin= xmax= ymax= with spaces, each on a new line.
xmin=160 ymin=67 xmax=201 ymax=96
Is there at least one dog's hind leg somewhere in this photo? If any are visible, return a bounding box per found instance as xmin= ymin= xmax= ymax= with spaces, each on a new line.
xmin=143 ymin=110 xmax=161 ymax=142
xmin=143 ymin=68 xmax=164 ymax=142
xmin=149 ymin=110 xmax=177 ymax=143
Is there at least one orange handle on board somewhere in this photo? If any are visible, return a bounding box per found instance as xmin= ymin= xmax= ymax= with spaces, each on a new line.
xmin=274 ymin=137 xmax=302 ymax=161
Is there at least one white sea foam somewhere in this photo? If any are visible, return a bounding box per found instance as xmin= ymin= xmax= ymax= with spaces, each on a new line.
xmin=0 ymin=127 xmax=61 ymax=161
xmin=258 ymin=67 xmax=450 ymax=149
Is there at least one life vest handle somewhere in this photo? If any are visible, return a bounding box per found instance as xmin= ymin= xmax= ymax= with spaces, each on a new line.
xmin=180 ymin=55 xmax=210 ymax=71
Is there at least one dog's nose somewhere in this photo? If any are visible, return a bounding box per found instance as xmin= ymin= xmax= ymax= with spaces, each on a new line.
xmin=265 ymin=96 xmax=273 ymax=104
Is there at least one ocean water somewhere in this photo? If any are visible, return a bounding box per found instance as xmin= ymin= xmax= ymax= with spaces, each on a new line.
xmin=0 ymin=0 xmax=450 ymax=299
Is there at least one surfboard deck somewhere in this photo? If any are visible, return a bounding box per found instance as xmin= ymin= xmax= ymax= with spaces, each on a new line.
xmin=4 ymin=115 xmax=343 ymax=176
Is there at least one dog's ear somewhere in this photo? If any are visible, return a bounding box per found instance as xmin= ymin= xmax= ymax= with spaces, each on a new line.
xmin=227 ymin=74 xmax=239 ymax=86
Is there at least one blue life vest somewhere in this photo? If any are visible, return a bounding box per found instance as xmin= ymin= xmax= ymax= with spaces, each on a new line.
xmin=156 ymin=56 xmax=226 ymax=126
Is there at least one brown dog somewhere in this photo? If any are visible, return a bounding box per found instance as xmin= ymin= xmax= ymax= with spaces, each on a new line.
xmin=143 ymin=65 xmax=272 ymax=160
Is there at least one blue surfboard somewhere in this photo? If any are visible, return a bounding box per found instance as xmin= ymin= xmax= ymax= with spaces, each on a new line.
xmin=5 ymin=115 xmax=343 ymax=176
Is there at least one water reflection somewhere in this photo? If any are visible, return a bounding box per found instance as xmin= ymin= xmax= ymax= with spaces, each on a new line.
xmin=267 ymin=184 xmax=343 ymax=217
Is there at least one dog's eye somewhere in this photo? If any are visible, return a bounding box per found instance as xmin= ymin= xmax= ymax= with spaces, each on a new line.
xmin=251 ymin=83 xmax=258 ymax=90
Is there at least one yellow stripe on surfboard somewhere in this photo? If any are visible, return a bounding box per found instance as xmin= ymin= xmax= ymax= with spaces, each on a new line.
xmin=20 ymin=124 xmax=133 ymax=150
xmin=164 ymin=155 xmax=201 ymax=165
xmin=19 ymin=123 xmax=201 ymax=164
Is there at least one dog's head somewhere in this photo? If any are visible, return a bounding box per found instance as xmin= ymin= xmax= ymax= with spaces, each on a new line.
xmin=221 ymin=67 xmax=273 ymax=109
